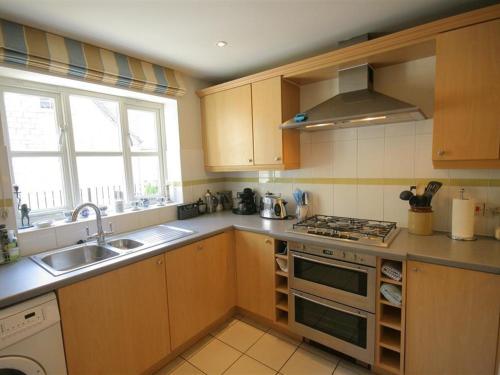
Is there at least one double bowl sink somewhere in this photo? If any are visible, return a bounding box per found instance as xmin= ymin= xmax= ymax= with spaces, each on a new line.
xmin=31 ymin=225 xmax=195 ymax=276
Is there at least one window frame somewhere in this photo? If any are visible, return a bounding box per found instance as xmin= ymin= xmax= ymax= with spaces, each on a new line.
xmin=0 ymin=80 xmax=168 ymax=219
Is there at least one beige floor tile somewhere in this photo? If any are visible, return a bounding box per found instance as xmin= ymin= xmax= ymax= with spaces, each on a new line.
xmin=334 ymin=361 xmax=372 ymax=375
xmin=224 ymin=355 xmax=276 ymax=375
xmin=187 ymin=337 xmax=241 ymax=375
xmin=154 ymin=357 xmax=204 ymax=375
xmin=211 ymin=318 xmax=239 ymax=336
xmin=281 ymin=348 xmax=337 ymax=375
xmin=299 ymin=342 xmax=341 ymax=364
xmin=267 ymin=330 xmax=301 ymax=346
xmin=236 ymin=315 xmax=271 ymax=333
xmin=214 ymin=320 xmax=266 ymax=351
xmin=246 ymin=332 xmax=299 ymax=371
xmin=181 ymin=335 xmax=213 ymax=360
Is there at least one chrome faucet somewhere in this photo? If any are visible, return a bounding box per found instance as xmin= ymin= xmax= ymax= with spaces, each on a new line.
xmin=71 ymin=203 xmax=112 ymax=246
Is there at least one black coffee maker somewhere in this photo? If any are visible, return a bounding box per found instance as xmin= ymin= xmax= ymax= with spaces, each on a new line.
xmin=232 ymin=188 xmax=257 ymax=215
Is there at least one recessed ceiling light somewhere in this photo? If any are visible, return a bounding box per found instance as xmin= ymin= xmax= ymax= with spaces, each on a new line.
xmin=216 ymin=41 xmax=228 ymax=48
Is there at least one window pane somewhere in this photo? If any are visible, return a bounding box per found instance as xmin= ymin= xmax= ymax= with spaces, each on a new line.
xmin=12 ymin=157 xmax=66 ymax=210
xmin=77 ymin=157 xmax=126 ymax=205
xmin=127 ymin=109 xmax=158 ymax=152
xmin=70 ymin=96 xmax=121 ymax=151
xmin=4 ymin=92 xmax=60 ymax=151
xmin=132 ymin=156 xmax=160 ymax=197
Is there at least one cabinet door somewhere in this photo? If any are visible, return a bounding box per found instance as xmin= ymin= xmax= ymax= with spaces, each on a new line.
xmin=433 ymin=20 xmax=500 ymax=161
xmin=201 ymin=85 xmax=254 ymax=167
xmin=252 ymin=77 xmax=283 ymax=166
xmin=166 ymin=232 xmax=235 ymax=349
xmin=252 ymin=77 xmax=300 ymax=168
xmin=406 ymin=261 xmax=500 ymax=375
xmin=235 ymin=230 xmax=275 ymax=320
xmin=58 ymin=255 xmax=170 ymax=375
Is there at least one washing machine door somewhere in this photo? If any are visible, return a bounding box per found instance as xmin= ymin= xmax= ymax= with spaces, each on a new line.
xmin=0 ymin=356 xmax=45 ymax=375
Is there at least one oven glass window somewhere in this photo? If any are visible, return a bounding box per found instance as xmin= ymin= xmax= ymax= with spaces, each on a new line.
xmin=294 ymin=256 xmax=368 ymax=296
xmin=295 ymin=295 xmax=367 ymax=348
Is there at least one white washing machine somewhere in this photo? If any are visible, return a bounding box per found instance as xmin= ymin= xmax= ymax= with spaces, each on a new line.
xmin=0 ymin=292 xmax=67 ymax=375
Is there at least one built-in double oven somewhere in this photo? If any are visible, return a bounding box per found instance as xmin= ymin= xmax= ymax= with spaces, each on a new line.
xmin=288 ymin=241 xmax=376 ymax=364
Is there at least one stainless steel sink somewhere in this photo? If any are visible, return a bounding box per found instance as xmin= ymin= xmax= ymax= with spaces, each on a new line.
xmin=107 ymin=238 xmax=143 ymax=250
xmin=32 ymin=245 xmax=120 ymax=276
xmin=31 ymin=224 xmax=195 ymax=276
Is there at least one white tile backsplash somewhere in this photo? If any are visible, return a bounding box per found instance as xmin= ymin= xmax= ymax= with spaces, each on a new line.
xmin=384 ymin=135 xmax=415 ymax=178
xmin=225 ymin=118 xmax=499 ymax=236
xmin=357 ymin=138 xmax=384 ymax=178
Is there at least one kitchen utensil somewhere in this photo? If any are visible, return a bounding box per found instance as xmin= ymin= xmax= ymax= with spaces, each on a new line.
xmin=260 ymin=193 xmax=288 ymax=219
xmin=423 ymin=181 xmax=443 ymax=205
xmin=399 ymin=190 xmax=414 ymax=201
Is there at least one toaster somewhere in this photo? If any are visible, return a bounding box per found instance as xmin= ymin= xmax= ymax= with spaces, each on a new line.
xmin=260 ymin=193 xmax=288 ymax=219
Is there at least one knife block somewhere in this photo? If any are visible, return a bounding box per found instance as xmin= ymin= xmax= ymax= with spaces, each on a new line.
xmin=408 ymin=209 xmax=433 ymax=235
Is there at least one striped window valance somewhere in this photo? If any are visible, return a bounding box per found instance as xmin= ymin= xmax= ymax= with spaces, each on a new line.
xmin=0 ymin=19 xmax=185 ymax=97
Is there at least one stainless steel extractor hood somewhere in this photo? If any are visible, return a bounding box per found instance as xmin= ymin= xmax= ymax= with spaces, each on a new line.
xmin=281 ymin=64 xmax=426 ymax=131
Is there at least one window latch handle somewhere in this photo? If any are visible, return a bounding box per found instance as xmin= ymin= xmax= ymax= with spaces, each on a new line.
xmin=128 ymin=133 xmax=134 ymax=147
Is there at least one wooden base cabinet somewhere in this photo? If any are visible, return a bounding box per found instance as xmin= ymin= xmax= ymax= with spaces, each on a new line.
xmin=58 ymin=255 xmax=171 ymax=375
xmin=405 ymin=261 xmax=500 ymax=375
xmin=166 ymin=231 xmax=236 ymax=349
xmin=235 ymin=230 xmax=275 ymax=320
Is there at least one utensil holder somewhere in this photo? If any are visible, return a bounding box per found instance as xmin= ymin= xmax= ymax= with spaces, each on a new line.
xmin=408 ymin=208 xmax=433 ymax=235
xmin=296 ymin=205 xmax=309 ymax=222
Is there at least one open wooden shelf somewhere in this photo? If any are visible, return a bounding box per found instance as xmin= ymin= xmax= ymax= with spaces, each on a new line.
xmin=380 ymin=276 xmax=403 ymax=286
xmin=375 ymin=258 xmax=406 ymax=375
xmin=274 ymin=240 xmax=289 ymax=327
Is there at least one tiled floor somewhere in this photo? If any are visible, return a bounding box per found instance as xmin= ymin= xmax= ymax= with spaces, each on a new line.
xmin=155 ymin=316 xmax=372 ymax=375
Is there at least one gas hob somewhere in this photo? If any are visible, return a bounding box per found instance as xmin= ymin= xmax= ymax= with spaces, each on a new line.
xmin=288 ymin=215 xmax=399 ymax=247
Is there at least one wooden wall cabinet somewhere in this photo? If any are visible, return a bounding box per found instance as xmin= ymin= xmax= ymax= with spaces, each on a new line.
xmin=235 ymin=230 xmax=275 ymax=320
xmin=165 ymin=231 xmax=236 ymax=349
xmin=405 ymin=261 xmax=500 ymax=375
xmin=433 ymin=19 xmax=500 ymax=168
xmin=58 ymin=255 xmax=170 ymax=375
xmin=201 ymin=76 xmax=300 ymax=172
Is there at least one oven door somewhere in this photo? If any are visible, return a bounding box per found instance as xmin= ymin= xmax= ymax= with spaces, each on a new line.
xmin=290 ymin=251 xmax=375 ymax=312
xmin=290 ymin=290 xmax=375 ymax=364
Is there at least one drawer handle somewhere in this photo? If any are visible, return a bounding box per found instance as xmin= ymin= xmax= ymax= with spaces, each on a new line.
xmin=275 ymin=156 xmax=281 ymax=161
xmin=157 ymin=259 xmax=163 ymax=265
xmin=437 ymin=150 xmax=445 ymax=156
xmin=265 ymin=239 xmax=272 ymax=244
xmin=412 ymin=267 xmax=419 ymax=272
xmin=248 ymin=158 xmax=253 ymax=163
xmin=197 ymin=245 xmax=204 ymax=250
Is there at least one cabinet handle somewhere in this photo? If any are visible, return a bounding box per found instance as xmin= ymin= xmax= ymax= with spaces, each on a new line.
xmin=275 ymin=156 xmax=281 ymax=161
xmin=197 ymin=245 xmax=204 ymax=250
xmin=265 ymin=239 xmax=272 ymax=244
xmin=248 ymin=158 xmax=253 ymax=163
xmin=437 ymin=150 xmax=445 ymax=156
xmin=157 ymin=259 xmax=163 ymax=265
xmin=412 ymin=267 xmax=419 ymax=272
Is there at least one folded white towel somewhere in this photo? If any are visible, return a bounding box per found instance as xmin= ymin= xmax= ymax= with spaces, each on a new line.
xmin=380 ymin=283 xmax=402 ymax=306
xmin=381 ymin=262 xmax=402 ymax=281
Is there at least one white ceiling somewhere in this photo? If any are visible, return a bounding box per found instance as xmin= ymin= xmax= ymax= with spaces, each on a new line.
xmin=0 ymin=0 xmax=494 ymax=83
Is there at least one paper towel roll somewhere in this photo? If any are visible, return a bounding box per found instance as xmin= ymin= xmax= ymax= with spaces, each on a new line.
xmin=451 ymin=199 xmax=475 ymax=239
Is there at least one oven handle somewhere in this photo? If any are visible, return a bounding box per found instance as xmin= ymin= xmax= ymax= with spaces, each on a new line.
xmin=292 ymin=291 xmax=368 ymax=318
xmin=291 ymin=253 xmax=368 ymax=274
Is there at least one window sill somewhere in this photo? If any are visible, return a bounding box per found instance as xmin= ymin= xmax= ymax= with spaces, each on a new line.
xmin=17 ymin=201 xmax=180 ymax=234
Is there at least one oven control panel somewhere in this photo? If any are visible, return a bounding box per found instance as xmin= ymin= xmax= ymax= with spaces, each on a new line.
xmin=288 ymin=241 xmax=376 ymax=267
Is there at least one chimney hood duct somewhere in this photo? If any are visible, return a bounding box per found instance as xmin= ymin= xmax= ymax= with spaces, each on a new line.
xmin=281 ymin=64 xmax=426 ymax=131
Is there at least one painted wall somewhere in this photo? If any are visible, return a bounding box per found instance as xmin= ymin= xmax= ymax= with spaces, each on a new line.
xmin=224 ymin=57 xmax=500 ymax=237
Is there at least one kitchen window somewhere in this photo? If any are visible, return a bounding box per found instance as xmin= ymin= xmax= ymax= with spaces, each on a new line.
xmin=0 ymin=81 xmax=170 ymax=223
